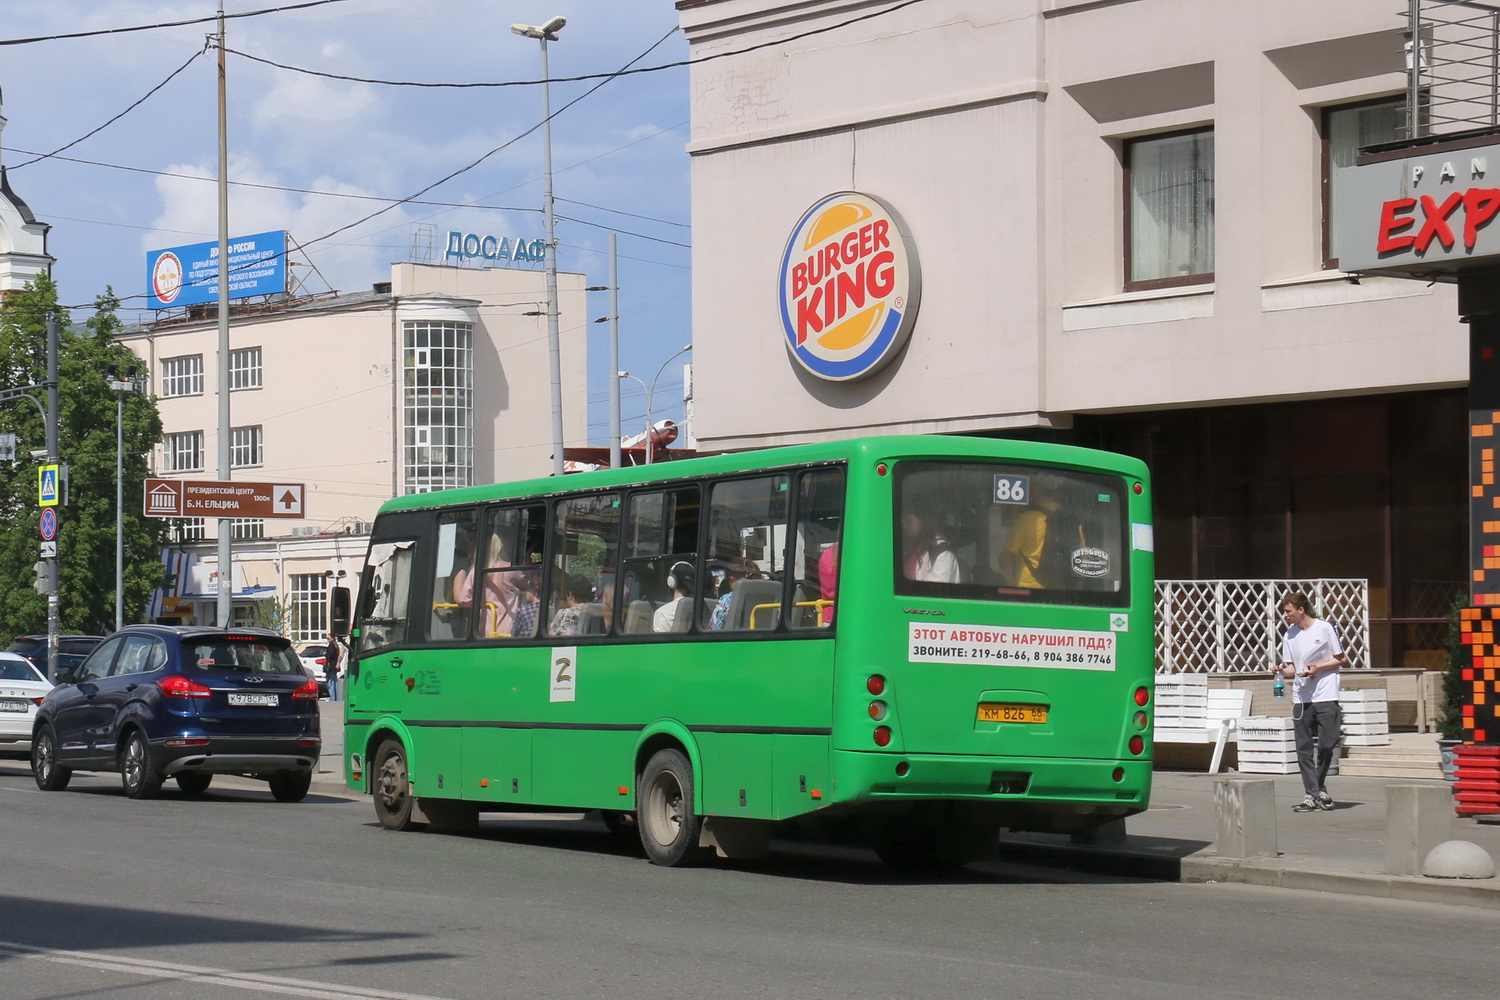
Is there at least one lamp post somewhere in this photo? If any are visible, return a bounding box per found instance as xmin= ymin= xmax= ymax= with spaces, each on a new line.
xmin=106 ymin=365 xmax=143 ymax=630
xmin=512 ymin=15 xmax=568 ymax=476
xmin=618 ymin=343 xmax=692 ymax=465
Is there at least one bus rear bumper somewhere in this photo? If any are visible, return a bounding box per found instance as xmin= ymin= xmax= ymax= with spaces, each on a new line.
xmin=831 ymin=749 xmax=1151 ymax=813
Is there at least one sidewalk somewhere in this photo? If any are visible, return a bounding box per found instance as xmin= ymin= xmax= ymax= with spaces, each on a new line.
xmin=999 ymin=770 xmax=1500 ymax=909
xmin=310 ymin=703 xmax=1498 ymax=905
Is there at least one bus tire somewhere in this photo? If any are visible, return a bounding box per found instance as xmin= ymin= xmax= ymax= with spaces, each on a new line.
xmin=373 ymin=739 xmax=427 ymax=831
xmin=638 ymin=749 xmax=706 ymax=867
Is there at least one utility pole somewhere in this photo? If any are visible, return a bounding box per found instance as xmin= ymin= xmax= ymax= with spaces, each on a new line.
xmin=45 ymin=314 xmax=60 ymax=680
xmin=215 ymin=2 xmax=233 ymax=627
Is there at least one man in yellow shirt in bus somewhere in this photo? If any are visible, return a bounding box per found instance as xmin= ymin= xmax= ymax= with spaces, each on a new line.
xmin=999 ymin=481 xmax=1059 ymax=589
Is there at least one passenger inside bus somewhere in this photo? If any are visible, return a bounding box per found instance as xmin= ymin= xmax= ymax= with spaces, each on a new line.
xmin=901 ymin=503 xmax=965 ymax=583
xmin=652 ymin=561 xmax=696 ymax=632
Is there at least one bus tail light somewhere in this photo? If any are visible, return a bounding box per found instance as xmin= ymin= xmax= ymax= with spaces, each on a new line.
xmin=873 ymin=726 xmax=892 ymax=747
xmin=868 ymin=700 xmax=887 ymax=721
xmin=1133 ymin=711 xmax=1148 ymax=730
xmin=867 ymin=675 xmax=885 ymax=695
xmin=1112 ymin=767 xmax=1125 ymax=782
xmin=158 ymin=676 xmax=211 ymax=699
xmin=1128 ymin=735 xmax=1145 ymax=756
xmin=1133 ymin=686 xmax=1150 ymax=707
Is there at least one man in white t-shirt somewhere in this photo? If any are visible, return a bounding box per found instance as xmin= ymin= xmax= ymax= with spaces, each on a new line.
xmin=1275 ymin=592 xmax=1349 ymax=813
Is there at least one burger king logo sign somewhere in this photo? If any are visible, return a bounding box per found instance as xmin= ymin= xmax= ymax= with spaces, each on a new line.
xmin=779 ymin=191 xmax=921 ymax=381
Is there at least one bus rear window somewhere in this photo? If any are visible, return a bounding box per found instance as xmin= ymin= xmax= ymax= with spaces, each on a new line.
xmin=895 ymin=461 xmax=1130 ymax=607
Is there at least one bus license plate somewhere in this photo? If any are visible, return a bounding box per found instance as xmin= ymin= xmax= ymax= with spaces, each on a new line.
xmin=977 ymin=703 xmax=1047 ymax=724
xmin=229 ymin=692 xmax=278 ymax=707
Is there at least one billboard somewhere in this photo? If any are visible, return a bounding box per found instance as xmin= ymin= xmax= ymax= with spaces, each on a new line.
xmin=145 ymin=230 xmax=287 ymax=310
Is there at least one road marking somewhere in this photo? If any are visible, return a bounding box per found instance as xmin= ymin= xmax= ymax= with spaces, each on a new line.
xmin=0 ymin=941 xmax=453 ymax=1000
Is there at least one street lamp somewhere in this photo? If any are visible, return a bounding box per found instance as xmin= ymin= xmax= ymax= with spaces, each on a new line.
xmin=106 ymin=365 xmax=144 ymax=630
xmin=618 ymin=343 xmax=693 ymax=465
xmin=512 ymin=15 xmax=567 ymax=476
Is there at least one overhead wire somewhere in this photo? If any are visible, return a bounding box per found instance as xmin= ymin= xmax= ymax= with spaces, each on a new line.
xmin=8 ymin=48 xmax=207 ymax=170
xmin=220 ymin=0 xmax=929 ymax=88
xmin=0 ymin=0 xmax=358 ymax=46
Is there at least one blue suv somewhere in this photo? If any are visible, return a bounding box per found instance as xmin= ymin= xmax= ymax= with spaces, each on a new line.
xmin=31 ymin=625 xmax=321 ymax=801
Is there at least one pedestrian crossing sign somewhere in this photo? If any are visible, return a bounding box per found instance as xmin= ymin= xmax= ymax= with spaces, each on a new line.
xmin=38 ymin=464 xmax=59 ymax=507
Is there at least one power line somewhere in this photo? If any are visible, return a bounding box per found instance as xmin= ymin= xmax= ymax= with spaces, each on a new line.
xmin=559 ymin=194 xmax=690 ymax=230
xmin=220 ymin=0 xmax=929 ymax=89
xmin=10 ymin=48 xmax=206 ymax=170
xmin=0 ymin=0 xmax=358 ymax=46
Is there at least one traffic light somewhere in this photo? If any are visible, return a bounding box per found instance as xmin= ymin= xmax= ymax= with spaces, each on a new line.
xmin=32 ymin=560 xmax=56 ymax=595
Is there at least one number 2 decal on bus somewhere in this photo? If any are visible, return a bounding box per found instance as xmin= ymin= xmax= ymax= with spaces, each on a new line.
xmin=550 ymin=647 xmax=577 ymax=703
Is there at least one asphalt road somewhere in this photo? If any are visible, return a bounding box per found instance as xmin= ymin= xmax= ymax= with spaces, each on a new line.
xmin=2 ymin=760 xmax=1498 ymax=1000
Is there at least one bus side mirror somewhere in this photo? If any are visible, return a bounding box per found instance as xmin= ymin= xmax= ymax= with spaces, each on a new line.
xmin=330 ymin=586 xmax=352 ymax=637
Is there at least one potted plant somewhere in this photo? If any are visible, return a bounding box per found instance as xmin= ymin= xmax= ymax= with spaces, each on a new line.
xmin=1437 ymin=595 xmax=1467 ymax=780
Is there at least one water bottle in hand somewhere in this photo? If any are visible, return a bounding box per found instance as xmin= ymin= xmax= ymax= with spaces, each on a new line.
xmin=1273 ymin=674 xmax=1285 ymax=699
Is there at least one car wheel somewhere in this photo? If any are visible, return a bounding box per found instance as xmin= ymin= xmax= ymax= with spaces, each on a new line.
xmin=121 ymin=731 xmax=163 ymax=799
xmin=175 ymin=773 xmax=213 ymax=797
xmin=268 ymin=770 xmax=312 ymax=803
xmin=31 ymin=727 xmax=71 ymax=792
xmin=372 ymin=739 xmax=426 ymax=831
xmin=638 ymin=749 xmax=706 ymax=867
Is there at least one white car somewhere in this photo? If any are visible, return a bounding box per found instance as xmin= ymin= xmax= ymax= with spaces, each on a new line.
xmin=0 ymin=651 xmax=53 ymax=760
xmin=297 ymin=643 xmax=330 ymax=694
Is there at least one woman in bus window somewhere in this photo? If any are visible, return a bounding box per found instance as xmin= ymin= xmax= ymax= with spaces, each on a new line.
xmin=901 ymin=506 xmax=963 ymax=584
xmin=548 ymin=575 xmax=595 ymax=636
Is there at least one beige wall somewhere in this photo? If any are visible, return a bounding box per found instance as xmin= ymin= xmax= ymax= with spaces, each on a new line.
xmin=679 ymin=0 xmax=1467 ymax=451
xmin=121 ymin=261 xmax=588 ymax=534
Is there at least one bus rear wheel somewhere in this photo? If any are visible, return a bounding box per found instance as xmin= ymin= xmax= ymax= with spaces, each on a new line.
xmin=373 ymin=739 xmax=427 ymax=831
xmin=638 ymin=749 xmax=705 ymax=867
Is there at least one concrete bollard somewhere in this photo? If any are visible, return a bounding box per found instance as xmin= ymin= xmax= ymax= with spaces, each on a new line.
xmin=1385 ymin=784 xmax=1454 ymax=876
xmin=1214 ymin=778 xmax=1277 ymax=859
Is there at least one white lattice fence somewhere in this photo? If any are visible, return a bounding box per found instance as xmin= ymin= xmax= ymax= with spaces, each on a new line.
xmin=1155 ymin=579 xmax=1369 ymax=673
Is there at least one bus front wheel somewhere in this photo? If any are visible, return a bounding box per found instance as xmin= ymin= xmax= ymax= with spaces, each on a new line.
xmin=373 ymin=739 xmax=427 ymax=831
xmin=638 ymin=749 xmax=705 ymax=867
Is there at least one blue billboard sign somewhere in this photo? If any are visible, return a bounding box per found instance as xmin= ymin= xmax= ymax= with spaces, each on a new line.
xmin=146 ymin=230 xmax=287 ymax=310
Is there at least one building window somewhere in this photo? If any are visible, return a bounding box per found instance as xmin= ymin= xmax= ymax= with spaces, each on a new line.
xmin=1323 ymin=97 xmax=1405 ymax=268
xmin=230 ymin=518 xmax=264 ymax=540
xmin=230 ymin=425 xmax=263 ymax=469
xmin=1125 ymin=128 xmax=1215 ymax=290
xmin=402 ymin=320 xmax=474 ymax=494
xmin=290 ymin=573 xmax=327 ymax=643
xmin=175 ymin=518 xmax=205 ymax=541
xmin=161 ymin=355 xmax=204 ymax=397
xmin=230 ymin=347 xmax=263 ymax=391
xmin=164 ymin=430 xmax=204 ymax=472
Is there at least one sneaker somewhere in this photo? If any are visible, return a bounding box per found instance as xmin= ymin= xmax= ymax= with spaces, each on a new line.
xmin=1316 ymin=792 xmax=1334 ymax=811
xmin=1292 ymin=796 xmax=1318 ymax=813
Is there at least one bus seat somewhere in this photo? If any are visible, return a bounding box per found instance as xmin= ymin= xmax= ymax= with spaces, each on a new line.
xmin=577 ymin=603 xmax=606 ymax=635
xmin=623 ymin=600 xmax=656 ymax=634
xmin=791 ymin=583 xmax=821 ymax=627
xmin=727 ymin=579 xmax=782 ymax=630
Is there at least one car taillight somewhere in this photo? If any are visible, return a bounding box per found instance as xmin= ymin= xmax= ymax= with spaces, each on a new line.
xmin=292 ymin=678 xmax=320 ymax=700
xmin=32 ymin=697 xmax=44 ymax=706
xmin=157 ymin=676 xmax=211 ymax=699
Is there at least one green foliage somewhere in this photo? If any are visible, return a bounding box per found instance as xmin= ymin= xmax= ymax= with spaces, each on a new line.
xmin=1439 ymin=593 xmax=1467 ymax=741
xmin=245 ymin=594 xmax=293 ymax=635
xmin=0 ymin=277 xmax=170 ymax=641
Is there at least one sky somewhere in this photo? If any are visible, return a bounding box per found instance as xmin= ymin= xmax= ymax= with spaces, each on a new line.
xmin=0 ymin=0 xmax=693 ymax=445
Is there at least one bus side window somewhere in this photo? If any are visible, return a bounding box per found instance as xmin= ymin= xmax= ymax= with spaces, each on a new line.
xmin=702 ymin=475 xmax=790 ymax=632
xmin=429 ymin=510 xmax=477 ymax=642
xmin=620 ymin=487 xmax=701 ymax=635
xmin=360 ymin=541 xmax=415 ymax=654
xmin=548 ymin=494 xmax=621 ymax=637
xmin=789 ymin=467 xmax=844 ymax=629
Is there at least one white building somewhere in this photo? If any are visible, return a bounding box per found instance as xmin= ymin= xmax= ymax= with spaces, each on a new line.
xmin=0 ymin=87 xmax=54 ymax=292
xmin=121 ymin=260 xmax=588 ymax=637
xmin=676 ymin=0 xmax=1468 ymax=670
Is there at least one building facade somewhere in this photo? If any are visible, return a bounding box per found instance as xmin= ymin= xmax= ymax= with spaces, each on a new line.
xmin=676 ymin=0 xmax=1468 ymax=668
xmin=122 ymin=261 xmax=588 ymax=638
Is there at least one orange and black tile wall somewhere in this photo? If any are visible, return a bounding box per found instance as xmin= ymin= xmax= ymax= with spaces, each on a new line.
xmin=1464 ymin=320 xmax=1500 ymax=743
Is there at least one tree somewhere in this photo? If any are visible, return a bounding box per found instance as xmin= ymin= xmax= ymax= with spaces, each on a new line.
xmin=0 ymin=277 xmax=170 ymax=640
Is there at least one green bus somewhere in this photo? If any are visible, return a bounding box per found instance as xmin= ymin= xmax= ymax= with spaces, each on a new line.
xmin=335 ymin=435 xmax=1154 ymax=867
